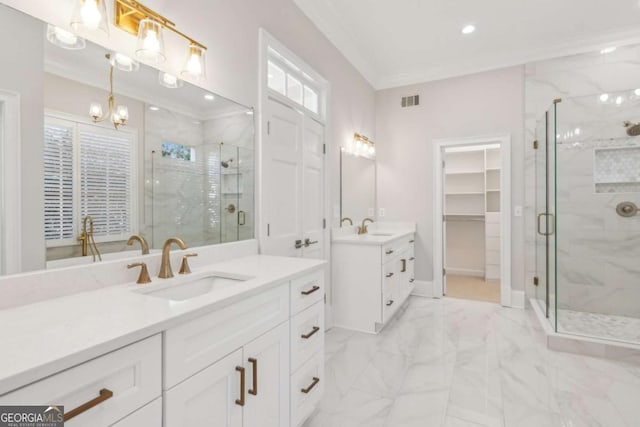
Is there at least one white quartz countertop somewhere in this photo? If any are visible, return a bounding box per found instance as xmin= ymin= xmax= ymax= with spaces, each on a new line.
xmin=0 ymin=255 xmax=326 ymax=396
xmin=331 ymin=229 xmax=415 ymax=246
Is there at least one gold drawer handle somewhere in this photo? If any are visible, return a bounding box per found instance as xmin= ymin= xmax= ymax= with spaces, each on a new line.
xmin=409 ymin=278 xmax=415 ymax=283
xmin=409 ymin=239 xmax=415 ymax=243
xmin=401 ymin=259 xmax=407 ymax=272
xmin=409 ymin=257 xmax=415 ymax=261
xmin=301 ymin=285 xmax=320 ymax=296
xmin=386 ymin=300 xmax=394 ymax=306
xmin=301 ymin=377 xmax=320 ymax=394
xmin=385 ymin=272 xmax=394 ymax=278
xmin=301 ymin=326 xmax=320 ymax=339
xmin=64 ymin=388 xmax=113 ymax=422
xmin=248 ymin=358 xmax=258 ymax=396
xmin=235 ymin=366 xmax=246 ymax=406
xmin=385 ymin=249 xmax=394 ymax=255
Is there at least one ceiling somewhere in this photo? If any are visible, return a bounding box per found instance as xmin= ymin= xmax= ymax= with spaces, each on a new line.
xmin=294 ymin=0 xmax=640 ymax=90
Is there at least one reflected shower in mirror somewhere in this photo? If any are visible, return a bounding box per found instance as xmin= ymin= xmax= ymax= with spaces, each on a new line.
xmin=340 ymin=149 xmax=376 ymax=227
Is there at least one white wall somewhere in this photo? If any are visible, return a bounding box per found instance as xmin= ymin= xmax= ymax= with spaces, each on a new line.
xmin=375 ymin=67 xmax=525 ymax=290
xmin=0 ymin=5 xmax=44 ymax=272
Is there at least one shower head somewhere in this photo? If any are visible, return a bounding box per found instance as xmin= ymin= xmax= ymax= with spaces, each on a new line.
xmin=624 ymin=121 xmax=640 ymax=136
xmin=221 ymin=158 xmax=234 ymax=168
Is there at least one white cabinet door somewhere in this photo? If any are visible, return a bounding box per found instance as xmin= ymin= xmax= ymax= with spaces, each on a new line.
xmin=164 ymin=349 xmax=243 ymax=427
xmin=111 ymin=398 xmax=162 ymax=427
xmin=243 ymin=322 xmax=290 ymax=427
xmin=262 ymin=98 xmax=304 ymax=257
xmin=301 ymin=117 xmax=325 ymax=260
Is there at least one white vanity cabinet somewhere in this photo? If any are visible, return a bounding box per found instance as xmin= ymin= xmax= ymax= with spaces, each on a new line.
xmin=163 ymin=268 xmax=325 ymax=427
xmin=333 ymin=233 xmax=415 ymax=333
xmin=0 ymin=335 xmax=162 ymax=427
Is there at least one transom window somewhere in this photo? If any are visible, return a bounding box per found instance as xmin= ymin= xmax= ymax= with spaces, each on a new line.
xmin=267 ymin=48 xmax=320 ymax=115
xmin=43 ymin=115 xmax=137 ymax=246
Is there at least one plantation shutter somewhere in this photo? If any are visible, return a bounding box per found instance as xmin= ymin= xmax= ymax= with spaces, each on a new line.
xmin=43 ymin=121 xmax=74 ymax=241
xmin=78 ymin=124 xmax=132 ymax=238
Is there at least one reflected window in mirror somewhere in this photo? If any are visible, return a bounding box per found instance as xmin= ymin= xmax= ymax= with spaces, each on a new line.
xmin=44 ymin=114 xmax=137 ymax=248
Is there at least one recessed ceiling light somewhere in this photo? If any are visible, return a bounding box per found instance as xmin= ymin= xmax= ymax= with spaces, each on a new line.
xmin=246 ymin=110 xmax=254 ymax=115
xmin=204 ymin=93 xmax=215 ymax=101
xmin=600 ymin=46 xmax=617 ymax=54
xmin=461 ymin=24 xmax=476 ymax=35
xmin=634 ymin=88 xmax=640 ymax=96
xmin=599 ymin=93 xmax=609 ymax=102
xmin=149 ymin=105 xmax=160 ymax=111
xmin=615 ymin=96 xmax=624 ymax=105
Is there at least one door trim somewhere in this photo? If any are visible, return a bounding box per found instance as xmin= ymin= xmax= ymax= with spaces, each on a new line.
xmin=432 ymin=133 xmax=512 ymax=307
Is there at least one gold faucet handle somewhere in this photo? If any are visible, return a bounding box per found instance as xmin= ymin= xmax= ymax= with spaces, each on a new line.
xmin=128 ymin=262 xmax=152 ymax=284
xmin=179 ymin=253 xmax=198 ymax=275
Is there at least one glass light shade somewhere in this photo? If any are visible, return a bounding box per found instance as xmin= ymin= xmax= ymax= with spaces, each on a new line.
xmin=70 ymin=0 xmax=109 ymax=35
xmin=110 ymin=53 xmax=139 ymax=72
xmin=181 ymin=44 xmax=206 ymax=80
xmin=46 ymin=24 xmax=86 ymax=50
xmin=158 ymin=71 xmax=184 ymax=89
xmin=115 ymin=105 xmax=129 ymax=122
xmin=136 ymin=19 xmax=165 ymax=63
xmin=89 ymin=102 xmax=103 ymax=120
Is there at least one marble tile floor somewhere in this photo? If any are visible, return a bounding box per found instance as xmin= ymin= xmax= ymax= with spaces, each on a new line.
xmin=557 ymin=309 xmax=640 ymax=345
xmin=304 ymin=296 xmax=640 ymax=427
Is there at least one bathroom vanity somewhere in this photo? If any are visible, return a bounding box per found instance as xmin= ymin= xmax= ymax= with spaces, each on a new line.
xmin=332 ymin=227 xmax=416 ymax=333
xmin=0 ymin=253 xmax=326 ymax=427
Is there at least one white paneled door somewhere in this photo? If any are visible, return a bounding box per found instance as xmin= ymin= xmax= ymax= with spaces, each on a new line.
xmin=262 ymin=97 xmax=325 ymax=259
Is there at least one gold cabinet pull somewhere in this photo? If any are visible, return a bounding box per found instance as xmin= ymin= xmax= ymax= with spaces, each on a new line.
xmin=385 ymin=272 xmax=394 ymax=278
xmin=301 ymin=326 xmax=320 ymax=339
xmin=409 ymin=239 xmax=415 ymax=243
xmin=64 ymin=388 xmax=113 ymax=421
xmin=248 ymin=358 xmax=258 ymax=396
xmin=386 ymin=300 xmax=394 ymax=306
xmin=409 ymin=278 xmax=415 ymax=283
xmin=401 ymin=259 xmax=407 ymax=272
xmin=301 ymin=377 xmax=320 ymax=394
xmin=409 ymin=257 xmax=415 ymax=261
xmin=235 ymin=366 xmax=246 ymax=406
xmin=301 ymin=285 xmax=320 ymax=295
xmin=385 ymin=249 xmax=394 ymax=255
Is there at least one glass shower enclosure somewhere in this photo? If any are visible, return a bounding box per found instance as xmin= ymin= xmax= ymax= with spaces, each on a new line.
xmin=535 ymin=89 xmax=640 ymax=345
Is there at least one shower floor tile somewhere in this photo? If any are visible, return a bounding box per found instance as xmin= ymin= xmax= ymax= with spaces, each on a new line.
xmin=557 ymin=309 xmax=640 ymax=344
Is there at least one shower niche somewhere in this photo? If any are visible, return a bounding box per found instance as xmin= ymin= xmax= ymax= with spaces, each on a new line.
xmin=594 ymin=146 xmax=640 ymax=193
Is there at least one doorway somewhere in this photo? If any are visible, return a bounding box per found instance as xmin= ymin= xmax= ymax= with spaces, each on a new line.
xmin=432 ymin=135 xmax=512 ymax=306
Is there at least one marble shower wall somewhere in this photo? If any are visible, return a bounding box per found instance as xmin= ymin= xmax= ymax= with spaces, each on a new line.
xmin=524 ymin=43 xmax=640 ymax=318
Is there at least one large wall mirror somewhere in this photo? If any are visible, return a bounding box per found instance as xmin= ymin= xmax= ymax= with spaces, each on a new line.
xmin=340 ymin=150 xmax=376 ymax=227
xmin=0 ymin=4 xmax=254 ymax=273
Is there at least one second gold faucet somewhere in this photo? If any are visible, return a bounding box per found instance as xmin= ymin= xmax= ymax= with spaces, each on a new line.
xmin=158 ymin=237 xmax=187 ymax=278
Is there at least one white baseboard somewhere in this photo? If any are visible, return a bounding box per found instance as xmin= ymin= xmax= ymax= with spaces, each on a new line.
xmin=445 ymin=268 xmax=484 ymax=277
xmin=411 ymin=280 xmax=434 ymax=298
xmin=510 ymin=290 xmax=525 ymax=309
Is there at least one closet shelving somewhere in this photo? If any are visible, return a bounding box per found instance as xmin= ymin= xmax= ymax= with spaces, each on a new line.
xmin=444 ymin=146 xmax=501 ymax=280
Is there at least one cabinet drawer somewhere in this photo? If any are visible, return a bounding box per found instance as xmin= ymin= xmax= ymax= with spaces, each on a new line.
xmin=291 ymin=352 xmax=324 ymax=427
xmin=382 ymin=235 xmax=415 ymax=262
xmin=382 ymin=292 xmax=397 ymax=324
xmin=291 ymin=301 xmax=324 ymax=372
xmin=291 ymin=269 xmax=324 ymax=316
xmin=164 ymin=283 xmax=289 ymax=389
xmin=382 ymin=262 xmax=396 ymax=294
xmin=112 ymin=397 xmax=162 ymax=427
xmin=1 ymin=335 xmax=161 ymax=427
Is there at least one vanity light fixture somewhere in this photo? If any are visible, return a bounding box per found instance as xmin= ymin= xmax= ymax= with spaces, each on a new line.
xmin=344 ymin=133 xmax=375 ymax=158
xmin=90 ymin=54 xmax=129 ymax=129
xmin=158 ymin=71 xmax=183 ymax=88
xmin=114 ymin=0 xmax=207 ymax=77
xmin=70 ymin=0 xmax=109 ymax=35
xmin=46 ymin=24 xmax=86 ymax=50
xmin=110 ymin=52 xmax=139 ymax=72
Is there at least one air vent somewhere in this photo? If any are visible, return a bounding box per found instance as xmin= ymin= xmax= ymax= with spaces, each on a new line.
xmin=401 ymin=95 xmax=420 ymax=108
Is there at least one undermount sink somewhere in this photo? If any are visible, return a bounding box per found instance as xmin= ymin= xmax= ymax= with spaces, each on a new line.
xmin=138 ymin=274 xmax=253 ymax=301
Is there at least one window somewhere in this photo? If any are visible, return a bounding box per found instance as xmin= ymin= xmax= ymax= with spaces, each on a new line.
xmin=44 ymin=115 xmax=136 ymax=246
xmin=267 ymin=59 xmax=320 ymax=115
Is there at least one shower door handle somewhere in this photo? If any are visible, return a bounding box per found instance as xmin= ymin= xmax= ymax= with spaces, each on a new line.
xmin=537 ymin=213 xmax=555 ymax=236
xmin=238 ymin=210 xmax=246 ymax=226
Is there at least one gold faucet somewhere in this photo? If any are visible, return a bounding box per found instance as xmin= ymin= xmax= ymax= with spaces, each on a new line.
xmin=78 ymin=215 xmax=102 ymax=261
xmin=358 ymin=218 xmax=374 ymax=235
xmin=128 ymin=262 xmax=152 ymax=284
xmin=341 ymin=217 xmax=353 ymax=226
xmin=127 ymin=234 xmax=150 ymax=255
xmin=158 ymin=237 xmax=187 ymax=278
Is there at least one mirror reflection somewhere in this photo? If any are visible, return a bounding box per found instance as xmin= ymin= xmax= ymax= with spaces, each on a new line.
xmin=340 ymin=150 xmax=376 ymax=226
xmin=1 ymin=6 xmax=255 ymax=272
